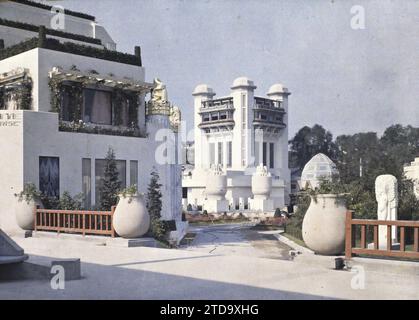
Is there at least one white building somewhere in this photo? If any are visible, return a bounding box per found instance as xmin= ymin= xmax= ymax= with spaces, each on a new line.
xmin=300 ymin=153 xmax=339 ymax=190
xmin=182 ymin=77 xmax=291 ymax=212
xmin=404 ymin=157 xmax=419 ymax=199
xmin=0 ymin=1 xmax=186 ymax=241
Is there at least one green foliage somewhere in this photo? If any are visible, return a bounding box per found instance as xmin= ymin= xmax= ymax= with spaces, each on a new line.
xmin=290 ymin=123 xmax=419 ymax=222
xmin=119 ymin=184 xmax=138 ymax=204
xmin=1 ymin=37 xmax=141 ymax=66
xmin=14 ymin=183 xmax=42 ymax=204
xmin=0 ymin=18 xmax=101 ymax=44
xmin=42 ymin=192 xmax=84 ymax=210
xmin=10 ymin=0 xmax=96 ymax=21
xmin=289 ymin=124 xmax=338 ymax=170
xmin=146 ymin=170 xmax=169 ymax=242
xmin=99 ymin=148 xmax=121 ymax=210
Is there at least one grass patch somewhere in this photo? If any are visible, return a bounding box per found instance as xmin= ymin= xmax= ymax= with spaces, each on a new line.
xmin=281 ymin=232 xmax=307 ymax=248
xmin=189 ymin=218 xmax=250 ymax=226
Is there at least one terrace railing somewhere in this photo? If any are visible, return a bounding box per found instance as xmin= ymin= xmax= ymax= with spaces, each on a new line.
xmin=34 ymin=206 xmax=116 ymax=237
xmin=345 ymin=211 xmax=419 ymax=260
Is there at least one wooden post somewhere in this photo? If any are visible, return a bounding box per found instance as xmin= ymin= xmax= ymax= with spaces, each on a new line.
xmin=387 ymin=225 xmax=392 ymax=251
xmin=400 ymin=227 xmax=405 ymax=252
xmin=34 ymin=206 xmax=39 ymax=232
xmin=345 ymin=211 xmax=353 ymax=259
xmin=111 ymin=206 xmax=116 ymax=238
xmin=360 ymin=225 xmax=366 ymax=249
xmin=373 ymin=225 xmax=379 ymax=249
xmin=414 ymin=228 xmax=419 ymax=252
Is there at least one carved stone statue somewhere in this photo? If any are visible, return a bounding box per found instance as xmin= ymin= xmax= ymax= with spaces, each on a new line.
xmin=375 ymin=174 xmax=398 ymax=246
xmin=151 ymin=78 xmax=168 ymax=103
xmin=254 ymin=164 xmax=271 ymax=177
xmin=147 ymin=78 xmax=170 ymax=116
xmin=169 ymin=105 xmax=181 ymax=131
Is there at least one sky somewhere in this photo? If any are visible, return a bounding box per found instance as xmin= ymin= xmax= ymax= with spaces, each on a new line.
xmin=49 ymin=0 xmax=419 ymax=138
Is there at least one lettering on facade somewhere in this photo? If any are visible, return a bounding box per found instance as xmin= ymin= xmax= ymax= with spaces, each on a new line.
xmin=0 ymin=112 xmax=22 ymax=127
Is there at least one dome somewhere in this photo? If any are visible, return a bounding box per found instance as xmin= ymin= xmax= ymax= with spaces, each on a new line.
xmin=231 ymin=77 xmax=257 ymax=90
xmin=267 ymin=83 xmax=290 ymax=96
xmin=192 ymin=84 xmax=215 ymax=96
xmin=300 ymin=153 xmax=339 ymax=189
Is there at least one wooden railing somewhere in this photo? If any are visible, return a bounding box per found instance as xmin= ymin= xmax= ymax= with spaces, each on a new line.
xmin=345 ymin=211 xmax=419 ymax=259
xmin=34 ymin=206 xmax=116 ymax=237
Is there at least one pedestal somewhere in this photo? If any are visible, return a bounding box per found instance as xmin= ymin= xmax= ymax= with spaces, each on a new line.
xmin=203 ymin=199 xmax=229 ymax=213
xmin=249 ymin=198 xmax=274 ymax=211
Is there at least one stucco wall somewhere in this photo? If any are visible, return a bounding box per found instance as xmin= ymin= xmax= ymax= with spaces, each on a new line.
xmin=0 ymin=110 xmax=181 ymax=232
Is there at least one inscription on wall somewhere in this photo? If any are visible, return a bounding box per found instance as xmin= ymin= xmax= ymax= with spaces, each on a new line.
xmin=0 ymin=112 xmax=22 ymax=127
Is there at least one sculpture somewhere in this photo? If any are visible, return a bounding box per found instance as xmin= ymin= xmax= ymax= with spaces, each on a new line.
xmin=151 ymin=78 xmax=168 ymax=103
xmin=375 ymin=174 xmax=398 ymax=246
xmin=169 ymin=105 xmax=181 ymax=131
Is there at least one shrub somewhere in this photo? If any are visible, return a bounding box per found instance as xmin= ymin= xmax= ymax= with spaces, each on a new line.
xmin=98 ymin=148 xmax=121 ymax=210
xmin=146 ymin=170 xmax=169 ymax=243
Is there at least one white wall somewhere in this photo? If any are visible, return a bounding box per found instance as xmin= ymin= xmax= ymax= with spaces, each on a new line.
xmin=0 ymin=110 xmax=181 ymax=232
xmin=0 ymin=111 xmax=24 ymax=233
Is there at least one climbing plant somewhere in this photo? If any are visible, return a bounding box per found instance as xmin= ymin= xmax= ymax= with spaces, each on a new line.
xmin=0 ymin=78 xmax=32 ymax=110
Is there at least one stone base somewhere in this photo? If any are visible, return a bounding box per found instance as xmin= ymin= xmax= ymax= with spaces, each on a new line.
xmin=248 ymin=198 xmax=274 ymax=211
xmin=169 ymin=221 xmax=189 ymax=245
xmin=203 ymin=199 xmax=229 ymax=213
xmin=106 ymin=237 xmax=159 ymax=248
xmin=51 ymin=258 xmax=81 ymax=281
xmin=367 ymin=242 xmax=400 ymax=250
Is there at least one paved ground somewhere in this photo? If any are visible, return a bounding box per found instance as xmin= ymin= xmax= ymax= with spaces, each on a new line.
xmin=0 ymin=223 xmax=418 ymax=300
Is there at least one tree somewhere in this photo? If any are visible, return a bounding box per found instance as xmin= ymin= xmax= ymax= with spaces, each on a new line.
xmin=146 ymin=170 xmax=167 ymax=242
xmin=289 ymin=124 xmax=337 ymax=170
xmin=99 ymin=147 xmax=121 ymax=210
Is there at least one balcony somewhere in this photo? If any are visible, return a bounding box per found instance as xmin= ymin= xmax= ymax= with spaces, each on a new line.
xmin=253 ymin=97 xmax=284 ymax=112
xmin=200 ymin=97 xmax=234 ymax=112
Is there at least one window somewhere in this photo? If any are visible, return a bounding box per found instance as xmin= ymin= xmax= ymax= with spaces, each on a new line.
xmin=209 ymin=143 xmax=215 ymax=166
xmin=39 ymin=157 xmax=59 ymax=197
xmin=269 ymin=143 xmax=274 ymax=169
xmin=95 ymin=159 xmax=126 ymax=205
xmin=61 ymin=86 xmax=75 ymax=121
xmin=218 ymin=142 xmax=223 ymax=165
xmin=211 ymin=113 xmax=219 ymax=121
xmin=83 ymin=89 xmax=112 ymax=125
xmin=227 ymin=141 xmax=232 ymax=168
xmin=130 ymin=160 xmax=138 ymax=187
xmin=82 ymin=158 xmax=91 ymax=209
xmin=262 ymin=142 xmax=267 ymax=166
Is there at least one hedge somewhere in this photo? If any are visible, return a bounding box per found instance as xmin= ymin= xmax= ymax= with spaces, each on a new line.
xmin=0 ymin=37 xmax=141 ymax=67
xmin=0 ymin=18 xmax=101 ymax=45
xmin=10 ymin=0 xmax=96 ymax=21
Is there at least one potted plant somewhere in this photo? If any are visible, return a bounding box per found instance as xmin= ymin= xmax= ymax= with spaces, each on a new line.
xmin=14 ymin=183 xmax=43 ymax=230
xmin=113 ymin=185 xmax=150 ymax=238
xmin=301 ymin=178 xmax=349 ymax=255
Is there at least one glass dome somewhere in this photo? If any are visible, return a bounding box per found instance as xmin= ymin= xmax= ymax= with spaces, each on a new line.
xmin=300 ymin=153 xmax=339 ymax=189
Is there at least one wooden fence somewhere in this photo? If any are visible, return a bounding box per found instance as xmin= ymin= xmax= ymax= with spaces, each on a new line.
xmin=34 ymin=206 xmax=116 ymax=237
xmin=345 ymin=211 xmax=419 ymax=259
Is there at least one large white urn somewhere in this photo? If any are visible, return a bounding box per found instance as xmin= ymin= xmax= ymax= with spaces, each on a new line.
xmin=302 ymin=194 xmax=347 ymax=255
xmin=15 ymin=197 xmax=43 ymax=230
xmin=205 ymin=165 xmax=227 ymax=200
xmin=251 ymin=169 xmax=272 ymax=199
xmin=113 ymin=193 xmax=150 ymax=238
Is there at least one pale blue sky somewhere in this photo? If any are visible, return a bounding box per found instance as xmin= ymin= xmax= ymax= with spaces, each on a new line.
xmin=51 ymin=0 xmax=419 ymax=137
